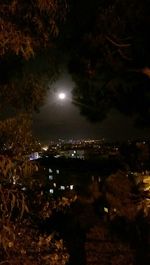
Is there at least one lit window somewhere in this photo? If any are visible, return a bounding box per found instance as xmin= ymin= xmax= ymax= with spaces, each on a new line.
xmin=13 ymin=176 xmax=16 ymax=185
xmin=74 ymin=150 xmax=76 ymax=154
xmin=49 ymin=189 xmax=54 ymax=194
xmin=49 ymin=168 xmax=52 ymax=173
xmin=72 ymin=154 xmax=74 ymax=157
xmin=70 ymin=185 xmax=74 ymax=190
xmin=104 ymin=207 xmax=109 ymax=213
xmin=53 ymin=183 xmax=56 ymax=187
xmin=56 ymin=169 xmax=59 ymax=174
xmin=60 ymin=186 xmax=65 ymax=190
xmin=49 ymin=175 xmax=53 ymax=180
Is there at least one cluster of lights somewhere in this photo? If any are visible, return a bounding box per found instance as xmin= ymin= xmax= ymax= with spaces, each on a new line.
xmin=48 ymin=168 xmax=74 ymax=194
xmin=49 ymin=184 xmax=74 ymax=194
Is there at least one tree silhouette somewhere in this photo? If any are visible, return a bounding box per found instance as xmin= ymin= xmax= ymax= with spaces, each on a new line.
xmin=65 ymin=0 xmax=150 ymax=126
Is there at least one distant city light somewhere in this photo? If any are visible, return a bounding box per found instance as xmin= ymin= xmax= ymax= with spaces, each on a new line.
xmin=29 ymin=152 xmax=40 ymax=160
xmin=21 ymin=187 xmax=26 ymax=191
xmin=54 ymin=155 xmax=61 ymax=158
xmin=49 ymin=189 xmax=54 ymax=194
xmin=70 ymin=185 xmax=74 ymax=190
xmin=42 ymin=145 xmax=48 ymax=151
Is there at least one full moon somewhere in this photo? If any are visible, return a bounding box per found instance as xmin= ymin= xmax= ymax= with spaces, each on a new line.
xmin=58 ymin=92 xmax=66 ymax=100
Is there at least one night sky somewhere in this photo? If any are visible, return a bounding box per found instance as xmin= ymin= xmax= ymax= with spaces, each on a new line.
xmin=1 ymin=1 xmax=150 ymax=144
xmin=33 ymin=71 xmax=150 ymax=144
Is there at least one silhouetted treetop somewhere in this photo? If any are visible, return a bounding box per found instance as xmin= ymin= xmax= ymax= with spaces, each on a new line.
xmin=0 ymin=0 xmax=67 ymax=59
xmin=0 ymin=0 xmax=67 ymax=112
xmin=65 ymin=0 xmax=150 ymax=126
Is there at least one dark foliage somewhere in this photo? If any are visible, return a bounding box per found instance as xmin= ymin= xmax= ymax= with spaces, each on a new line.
xmin=62 ymin=0 xmax=150 ymax=126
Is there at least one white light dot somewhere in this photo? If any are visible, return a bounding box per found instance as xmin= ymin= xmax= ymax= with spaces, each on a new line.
xmin=58 ymin=93 xmax=66 ymax=100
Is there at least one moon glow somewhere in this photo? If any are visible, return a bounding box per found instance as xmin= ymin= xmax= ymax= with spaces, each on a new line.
xmin=58 ymin=92 xmax=66 ymax=100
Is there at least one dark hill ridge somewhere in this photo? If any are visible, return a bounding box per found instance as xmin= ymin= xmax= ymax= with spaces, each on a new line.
xmin=37 ymin=156 xmax=124 ymax=177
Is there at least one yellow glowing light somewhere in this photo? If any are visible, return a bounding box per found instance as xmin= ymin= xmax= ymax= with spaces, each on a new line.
xmin=42 ymin=145 xmax=48 ymax=151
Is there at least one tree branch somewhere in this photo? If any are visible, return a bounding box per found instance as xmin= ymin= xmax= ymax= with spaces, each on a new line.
xmin=118 ymin=49 xmax=132 ymax=61
xmin=106 ymin=36 xmax=131 ymax=48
